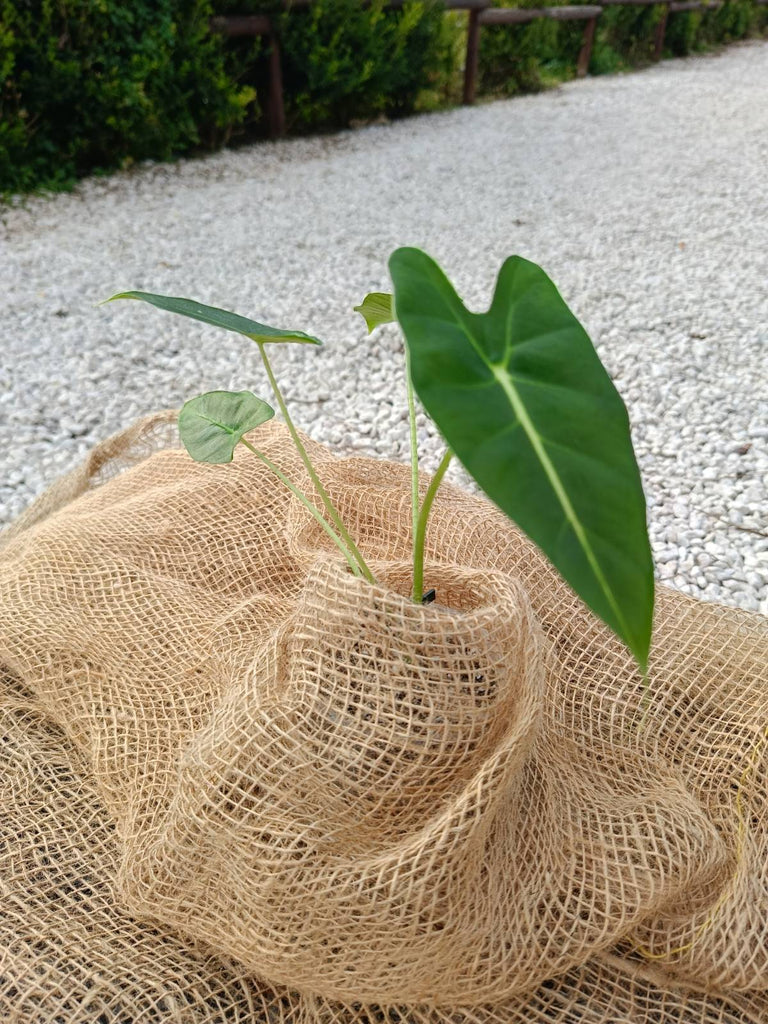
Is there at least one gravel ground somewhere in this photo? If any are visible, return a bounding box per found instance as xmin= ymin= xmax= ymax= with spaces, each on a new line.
xmin=1 ymin=41 xmax=767 ymax=612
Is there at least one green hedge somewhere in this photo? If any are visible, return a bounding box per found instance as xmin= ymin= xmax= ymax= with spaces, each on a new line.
xmin=214 ymin=0 xmax=457 ymax=135
xmin=477 ymin=0 xmax=765 ymax=94
xmin=277 ymin=0 xmax=456 ymax=129
xmin=665 ymin=0 xmax=756 ymax=55
xmin=1 ymin=0 xmax=765 ymax=195
xmin=0 ymin=0 xmax=452 ymax=193
xmin=0 ymin=0 xmax=256 ymax=194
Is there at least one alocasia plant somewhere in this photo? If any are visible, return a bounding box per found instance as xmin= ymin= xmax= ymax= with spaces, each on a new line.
xmin=106 ymin=248 xmax=654 ymax=673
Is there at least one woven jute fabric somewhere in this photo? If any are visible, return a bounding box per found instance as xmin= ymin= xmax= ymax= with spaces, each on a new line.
xmin=1 ymin=412 xmax=766 ymax=1023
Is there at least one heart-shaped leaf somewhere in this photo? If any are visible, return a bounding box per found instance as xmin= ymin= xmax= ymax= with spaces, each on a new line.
xmin=389 ymin=247 xmax=654 ymax=671
xmin=104 ymin=292 xmax=322 ymax=346
xmin=354 ymin=292 xmax=395 ymax=333
xmin=179 ymin=391 xmax=275 ymax=463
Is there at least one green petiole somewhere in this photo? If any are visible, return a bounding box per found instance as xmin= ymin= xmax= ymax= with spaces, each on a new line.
xmin=240 ymin=438 xmax=363 ymax=578
xmin=257 ymin=342 xmax=376 ymax=585
xmin=404 ymin=342 xmax=420 ymax=575
xmin=412 ymin=449 xmax=453 ymax=603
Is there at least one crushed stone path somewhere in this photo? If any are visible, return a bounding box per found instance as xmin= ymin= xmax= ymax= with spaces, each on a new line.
xmin=2 ymin=41 xmax=767 ymax=612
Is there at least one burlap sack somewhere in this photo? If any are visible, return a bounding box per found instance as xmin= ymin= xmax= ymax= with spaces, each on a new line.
xmin=1 ymin=412 xmax=766 ymax=1023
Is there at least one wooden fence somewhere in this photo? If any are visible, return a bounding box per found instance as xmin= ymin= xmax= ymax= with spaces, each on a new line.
xmin=212 ymin=0 xmax=767 ymax=136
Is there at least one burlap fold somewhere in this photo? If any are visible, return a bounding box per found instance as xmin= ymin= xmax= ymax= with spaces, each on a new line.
xmin=1 ymin=413 xmax=766 ymax=1023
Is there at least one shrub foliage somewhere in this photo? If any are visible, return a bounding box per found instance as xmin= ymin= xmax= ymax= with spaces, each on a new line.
xmin=0 ymin=0 xmax=255 ymax=194
xmin=278 ymin=0 xmax=456 ymax=129
xmin=477 ymin=0 xmax=764 ymax=95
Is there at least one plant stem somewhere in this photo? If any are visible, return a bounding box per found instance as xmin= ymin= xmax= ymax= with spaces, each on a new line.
xmin=412 ymin=449 xmax=453 ymax=602
xmin=257 ymin=342 xmax=375 ymax=585
xmin=404 ymin=343 xmax=420 ymax=572
xmin=240 ymin=439 xmax=363 ymax=578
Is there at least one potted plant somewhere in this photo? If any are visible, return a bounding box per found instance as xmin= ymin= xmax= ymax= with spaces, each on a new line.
xmin=88 ymin=249 xmax=692 ymax=1004
xmin=108 ymin=247 xmax=655 ymax=673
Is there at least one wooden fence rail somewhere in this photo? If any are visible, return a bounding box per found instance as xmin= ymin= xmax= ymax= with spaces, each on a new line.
xmin=464 ymin=4 xmax=602 ymax=103
xmin=212 ymin=0 xmax=750 ymax=137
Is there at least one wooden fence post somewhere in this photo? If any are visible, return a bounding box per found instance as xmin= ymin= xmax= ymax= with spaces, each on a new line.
xmin=267 ymin=28 xmax=287 ymax=137
xmin=463 ymin=9 xmax=481 ymax=105
xmin=577 ymin=15 xmax=597 ymax=76
xmin=653 ymin=2 xmax=669 ymax=59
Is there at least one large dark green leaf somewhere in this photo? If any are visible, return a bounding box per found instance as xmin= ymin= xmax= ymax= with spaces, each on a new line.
xmin=104 ymin=292 xmax=322 ymax=346
xmin=354 ymin=292 xmax=395 ymax=333
xmin=389 ymin=247 xmax=654 ymax=671
xmin=179 ymin=391 xmax=274 ymax=463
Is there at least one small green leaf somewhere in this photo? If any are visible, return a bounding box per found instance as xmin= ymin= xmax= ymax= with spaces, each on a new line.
xmin=179 ymin=391 xmax=274 ymax=464
xmin=354 ymin=292 xmax=395 ymax=333
xmin=104 ymin=292 xmax=322 ymax=346
xmin=389 ymin=247 xmax=654 ymax=672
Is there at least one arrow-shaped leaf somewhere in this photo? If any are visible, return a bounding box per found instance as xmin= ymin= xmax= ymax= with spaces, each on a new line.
xmin=389 ymin=247 xmax=654 ymax=671
xmin=354 ymin=292 xmax=395 ymax=333
xmin=179 ymin=391 xmax=275 ymax=463
xmin=104 ymin=292 xmax=322 ymax=346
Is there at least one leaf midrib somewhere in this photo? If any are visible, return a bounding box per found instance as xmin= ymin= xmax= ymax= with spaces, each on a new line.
xmin=497 ymin=307 xmax=635 ymax=645
xmin=490 ymin=364 xmax=630 ymax=633
xmin=425 ymin=291 xmax=634 ymax=649
xmin=194 ymin=412 xmax=240 ymax=436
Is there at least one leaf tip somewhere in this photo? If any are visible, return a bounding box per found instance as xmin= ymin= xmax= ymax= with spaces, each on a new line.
xmin=353 ymin=303 xmax=375 ymax=335
xmin=353 ymin=292 xmax=395 ymax=334
xmin=99 ymin=292 xmax=132 ymax=306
